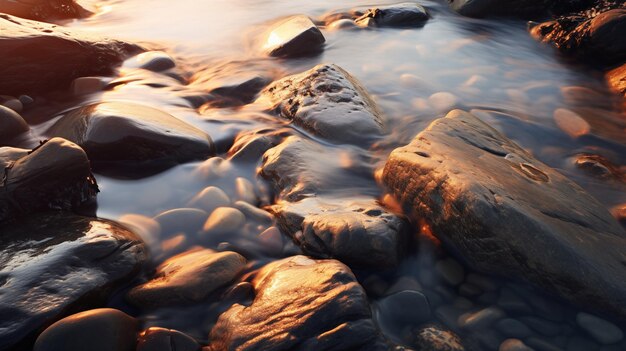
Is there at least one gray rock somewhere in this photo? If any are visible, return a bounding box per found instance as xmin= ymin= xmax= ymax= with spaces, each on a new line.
xmin=257 ymin=63 xmax=384 ymax=146
xmin=124 ymin=51 xmax=175 ymax=72
xmin=0 ymin=214 xmax=146 ymax=350
xmin=435 ymin=258 xmax=465 ymax=286
xmin=209 ymin=255 xmax=387 ymax=350
xmin=519 ymin=316 xmax=562 ymax=337
xmin=127 ymin=248 xmax=246 ymax=308
xmin=499 ymin=338 xmax=534 ymax=351
xmin=526 ymin=337 xmax=564 ymax=351
xmin=137 ymin=327 xmax=200 ymax=351
xmin=33 ymin=308 xmax=138 ymax=351
xmin=188 ymin=186 xmax=231 ymax=213
xmin=263 ymin=15 xmax=325 ymax=57
xmin=47 ymin=102 xmax=214 ymax=167
xmin=458 ymin=306 xmax=505 ymax=330
xmin=0 ymin=95 xmax=23 ymax=112
xmin=153 ymin=208 xmax=208 ymax=236
xmin=355 ymin=3 xmax=429 ymax=27
xmin=495 ymin=318 xmax=533 ymax=339
xmin=0 ymin=105 xmax=29 ymax=141
xmin=0 ymin=14 xmax=141 ymax=95
xmin=414 ymin=324 xmax=465 ymax=351
xmin=0 ymin=138 xmax=98 ymax=223
xmin=377 ymin=290 xmax=431 ymax=329
xmin=576 ymin=312 xmax=624 ymax=345
xmin=383 ymin=109 xmax=626 ymax=319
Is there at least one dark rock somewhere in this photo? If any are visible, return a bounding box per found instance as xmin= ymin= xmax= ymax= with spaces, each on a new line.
xmin=0 ymin=14 xmax=141 ymax=95
xmin=383 ymin=109 xmax=626 ymax=319
xmin=127 ymin=248 xmax=246 ymax=308
xmin=448 ymin=0 xmax=549 ymax=18
xmin=519 ymin=316 xmax=562 ymax=337
xmin=576 ymin=312 xmax=624 ymax=345
xmin=47 ymin=102 xmax=214 ymax=168
xmin=355 ymin=3 xmax=429 ymax=28
xmin=435 ymin=258 xmax=465 ymax=286
xmin=124 ymin=51 xmax=175 ymax=72
xmin=414 ymin=324 xmax=465 ymax=351
xmin=495 ymin=318 xmax=533 ymax=339
xmin=257 ymin=63 xmax=384 ymax=146
xmin=0 ymin=214 xmax=146 ymax=350
xmin=458 ymin=307 xmax=505 ymax=330
xmin=263 ymin=15 xmax=325 ymax=57
xmin=499 ymin=338 xmax=534 ymax=351
xmin=0 ymin=105 xmax=29 ymax=141
xmin=0 ymin=95 xmax=22 ymax=112
xmin=208 ymin=255 xmax=387 ymax=350
xmin=137 ymin=327 xmax=200 ymax=351
xmin=0 ymin=138 xmax=98 ymax=223
xmin=33 ymin=308 xmax=138 ymax=351
xmin=573 ymin=154 xmax=625 ymax=181
xmin=0 ymin=0 xmax=91 ymax=22
xmin=377 ymin=290 xmax=432 ymax=331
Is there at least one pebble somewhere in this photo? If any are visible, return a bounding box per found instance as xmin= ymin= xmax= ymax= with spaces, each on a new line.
xmin=526 ymin=337 xmax=564 ymax=351
xmin=18 ymin=95 xmax=34 ymax=105
xmin=553 ymin=108 xmax=590 ymax=138
xmin=458 ymin=283 xmax=482 ymax=297
xmin=377 ymin=290 xmax=432 ymax=328
xmin=0 ymin=95 xmax=23 ymax=112
xmin=576 ymin=312 xmax=624 ymax=345
xmin=188 ymin=186 xmax=231 ymax=213
xmin=125 ymin=51 xmax=176 ymax=72
xmin=258 ymin=226 xmax=284 ymax=255
xmin=234 ymin=177 xmax=257 ymax=204
xmin=566 ymin=335 xmax=600 ymax=351
xmin=72 ymin=76 xmax=107 ymax=95
xmin=499 ymin=338 xmax=534 ymax=351
xmin=435 ymin=258 xmax=465 ymax=286
xmin=386 ymin=276 xmax=423 ymax=295
xmin=137 ymin=327 xmax=200 ymax=351
xmin=328 ymin=19 xmax=357 ymax=30
xmin=233 ymin=200 xmax=273 ymax=225
xmin=498 ymin=287 xmax=532 ymax=314
xmin=495 ymin=318 xmax=533 ymax=339
xmin=428 ymin=92 xmax=458 ymax=114
xmin=153 ymin=208 xmax=208 ymax=236
xmin=466 ymin=273 xmax=498 ymax=292
xmin=33 ymin=308 xmax=138 ymax=351
xmin=458 ymin=306 xmax=504 ymax=330
xmin=118 ymin=214 xmax=161 ymax=248
xmin=520 ymin=316 xmax=562 ymax=337
xmin=202 ymin=207 xmax=246 ymax=237
xmin=0 ymin=105 xmax=29 ymax=140
xmin=435 ymin=305 xmax=464 ymax=330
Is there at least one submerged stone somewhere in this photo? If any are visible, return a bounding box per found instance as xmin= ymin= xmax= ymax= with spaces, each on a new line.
xmin=0 ymin=213 xmax=146 ymax=349
xmin=124 ymin=51 xmax=176 ymax=72
xmin=137 ymin=327 xmax=200 ymax=351
xmin=355 ymin=3 xmax=429 ymax=27
xmin=448 ymin=0 xmax=548 ymax=18
xmin=383 ymin=109 xmax=626 ymax=319
xmin=0 ymin=105 xmax=29 ymax=142
xmin=263 ymin=15 xmax=325 ymax=57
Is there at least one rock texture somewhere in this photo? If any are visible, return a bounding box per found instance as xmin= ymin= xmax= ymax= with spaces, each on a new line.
xmin=208 ymin=255 xmax=388 ymax=350
xmin=448 ymin=0 xmax=549 ymax=18
xmin=257 ymin=63 xmax=384 ymax=146
xmin=0 ymin=213 xmax=146 ymax=350
xmin=0 ymin=138 xmax=98 ymax=223
xmin=0 ymin=0 xmax=90 ymax=22
xmin=137 ymin=327 xmax=200 ymax=351
xmin=0 ymin=105 xmax=29 ymax=142
xmin=355 ymin=3 xmax=429 ymax=27
xmin=0 ymin=14 xmax=142 ymax=95
xmin=383 ymin=109 xmax=626 ymax=319
xmin=263 ymin=15 xmax=325 ymax=57
xmin=606 ymin=62 xmax=626 ymax=97
xmin=47 ymin=102 xmax=214 ymax=168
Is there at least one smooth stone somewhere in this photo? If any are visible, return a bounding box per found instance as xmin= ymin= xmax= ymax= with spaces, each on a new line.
xmin=263 ymin=15 xmax=325 ymax=57
xmin=574 ymin=154 xmax=621 ymax=180
xmin=495 ymin=318 xmax=533 ymax=339
xmin=257 ymin=63 xmax=384 ymax=146
xmin=500 ymin=338 xmax=534 ymax=351
xmin=47 ymin=102 xmax=214 ymax=166
xmin=553 ymin=108 xmax=590 ymax=138
xmin=137 ymin=327 xmax=200 ymax=351
xmin=33 ymin=309 xmax=138 ymax=351
xmin=383 ymin=109 xmax=626 ymax=319
xmin=118 ymin=214 xmax=161 ymax=248
xmin=377 ymin=290 xmax=431 ymax=330
xmin=0 ymin=96 xmax=23 ymax=112
xmin=209 ymin=255 xmax=388 ymax=350
xmin=355 ymin=3 xmax=429 ymax=27
xmin=0 ymin=0 xmax=90 ymax=22
xmin=606 ymin=63 xmax=626 ymax=97
xmin=448 ymin=0 xmax=548 ymax=18
xmin=0 ymin=14 xmax=141 ymax=95
xmin=466 ymin=273 xmax=499 ymax=292
xmin=566 ymin=336 xmax=600 ymax=351
xmin=526 ymin=337 xmax=564 ymax=351
xmin=414 ymin=324 xmax=465 ymax=351
xmin=154 ymin=208 xmax=209 ymax=236
xmin=233 ymin=201 xmax=274 ymax=225
xmin=72 ymin=76 xmax=108 ymax=95
xmin=435 ymin=258 xmax=465 ymax=286
xmin=498 ymin=287 xmax=533 ymax=314
xmin=475 ymin=329 xmax=507 ymax=350
xmin=386 ymin=276 xmax=423 ymax=295
xmin=201 ymin=207 xmax=246 ymax=237
xmin=0 ymin=214 xmax=146 ymax=349
xmin=188 ymin=186 xmax=231 ymax=213
xmin=0 ymin=138 xmax=98 ymax=223
xmin=328 ymin=19 xmax=357 ymax=30
xmin=124 ymin=51 xmax=175 ymax=72
xmin=234 ymin=177 xmax=257 ymax=204
xmin=458 ymin=283 xmax=482 ymax=297
xmin=435 ymin=305 xmax=464 ymax=330
xmin=18 ymin=95 xmax=34 ymax=105
xmin=458 ymin=307 xmax=505 ymax=330
xmin=258 ymin=226 xmax=284 ymax=255
xmin=127 ymin=249 xmax=246 ymax=307
xmin=576 ymin=313 xmax=624 ymax=345
xmin=0 ymin=105 xmax=29 ymax=140
xmin=520 ymin=316 xmax=563 ymax=337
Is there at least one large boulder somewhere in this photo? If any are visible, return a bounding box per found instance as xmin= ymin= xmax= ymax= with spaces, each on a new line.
xmin=0 ymin=0 xmax=90 ymax=22
xmin=0 ymin=14 xmax=141 ymax=95
xmin=208 ymin=256 xmax=388 ymax=350
xmin=0 ymin=213 xmax=146 ymax=349
xmin=263 ymin=15 xmax=325 ymax=57
xmin=382 ymin=109 xmax=626 ymax=319
xmin=257 ymin=63 xmax=384 ymax=146
xmin=47 ymin=101 xmax=214 ymax=168
xmin=0 ymin=137 xmax=98 ymax=223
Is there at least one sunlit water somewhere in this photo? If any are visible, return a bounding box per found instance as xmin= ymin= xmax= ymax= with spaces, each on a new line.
xmin=20 ymin=0 xmax=626 ymax=347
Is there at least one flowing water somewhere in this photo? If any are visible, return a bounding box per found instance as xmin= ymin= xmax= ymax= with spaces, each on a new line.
xmin=19 ymin=0 xmax=626 ymax=348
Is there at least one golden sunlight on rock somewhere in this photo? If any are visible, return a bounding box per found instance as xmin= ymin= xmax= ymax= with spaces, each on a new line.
xmin=553 ymin=108 xmax=591 ymax=138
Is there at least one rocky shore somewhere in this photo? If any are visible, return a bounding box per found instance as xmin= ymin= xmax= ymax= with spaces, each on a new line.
xmin=0 ymin=0 xmax=625 ymax=350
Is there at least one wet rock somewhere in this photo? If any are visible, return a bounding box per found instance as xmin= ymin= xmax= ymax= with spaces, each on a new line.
xmin=209 ymin=255 xmax=387 ymax=350
xmin=263 ymin=15 xmax=325 ymax=57
xmin=72 ymin=76 xmax=108 ymax=95
xmin=435 ymin=258 xmax=465 ymax=286
xmin=553 ymin=108 xmax=590 ymax=138
xmin=414 ymin=324 xmax=465 ymax=351
xmin=573 ymin=154 xmax=624 ymax=181
xmin=257 ymin=63 xmax=384 ymax=146
xmin=0 ymin=213 xmax=146 ymax=349
xmin=0 ymin=105 xmax=29 ymax=141
xmin=137 ymin=327 xmax=200 ymax=351
xmin=0 ymin=14 xmax=141 ymax=95
xmin=33 ymin=308 xmax=138 ymax=351
xmin=355 ymin=3 xmax=429 ymax=28
xmin=0 ymin=95 xmax=23 ymax=112
xmin=458 ymin=307 xmax=504 ymax=330
xmin=495 ymin=319 xmax=533 ymax=339
xmin=154 ymin=208 xmax=208 ymax=236
xmin=606 ymin=63 xmax=626 ymax=97
xmin=127 ymin=248 xmax=246 ymax=308
xmin=525 ymin=337 xmax=563 ymax=351
xmin=188 ymin=186 xmax=231 ymax=213
xmin=383 ymin=109 xmax=626 ymax=319
xmin=519 ymin=316 xmax=562 ymax=337
xmin=576 ymin=312 xmax=624 ymax=345
xmin=377 ymin=290 xmax=431 ymax=330
xmin=0 ymin=138 xmax=98 ymax=223
xmin=124 ymin=51 xmax=176 ymax=72
xmin=499 ymin=338 xmax=533 ymax=351
xmin=0 ymin=0 xmax=90 ymax=22
xmin=201 ymin=207 xmax=246 ymax=237
xmin=448 ymin=0 xmax=548 ymax=18
xmin=47 ymin=102 xmax=214 ymax=168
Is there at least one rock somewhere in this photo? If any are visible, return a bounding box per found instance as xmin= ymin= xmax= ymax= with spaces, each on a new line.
xmin=0 ymin=214 xmax=146 ymax=349
xmin=458 ymin=307 xmax=504 ymax=330
xmin=0 ymin=0 xmax=90 ymax=22
xmin=72 ymin=76 xmax=108 ymax=95
xmin=573 ymin=154 xmax=624 ymax=181
xmin=234 ymin=177 xmax=257 ymax=204
xmin=553 ymin=108 xmax=590 ymax=138
xmin=201 ymin=207 xmax=246 ymax=237
xmin=414 ymin=324 xmax=465 ymax=351
xmin=499 ymin=339 xmax=533 ymax=351
xmin=0 ymin=138 xmax=98 ymax=223
xmin=328 ymin=19 xmax=358 ymax=30
xmin=355 ymin=3 xmax=429 ymax=28
xmin=495 ymin=319 xmax=533 ymax=339
xmin=383 ymin=109 xmax=626 ymax=319
xmin=154 ymin=208 xmax=208 ymax=236
xmin=33 ymin=309 xmax=138 ymax=351
xmin=519 ymin=316 xmax=562 ymax=337
xmin=0 ymin=105 xmax=29 ymax=141
xmin=525 ymin=337 xmax=563 ymax=351
xmin=209 ymin=255 xmax=387 ymax=350
xmin=257 ymin=63 xmax=384 ymax=146
xmin=47 ymin=102 xmax=214 ymax=168
xmin=188 ymin=186 xmax=231 ymax=213
xmin=263 ymin=15 xmax=325 ymax=57
xmin=576 ymin=312 xmax=624 ymax=345
xmin=18 ymin=95 xmax=34 ymax=105
xmin=448 ymin=0 xmax=548 ymax=18
xmin=387 ymin=276 xmax=423 ymax=295
xmin=118 ymin=214 xmax=161 ymax=248
xmin=435 ymin=258 xmax=465 ymax=286
xmin=127 ymin=248 xmax=246 ymax=308
xmin=137 ymin=327 xmax=200 ymax=351
xmin=606 ymin=63 xmax=626 ymax=98
xmin=0 ymin=14 xmax=141 ymax=95
xmin=124 ymin=51 xmax=175 ymax=72
xmin=376 ymin=290 xmax=431 ymax=330
xmin=0 ymin=95 xmax=23 ymax=112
